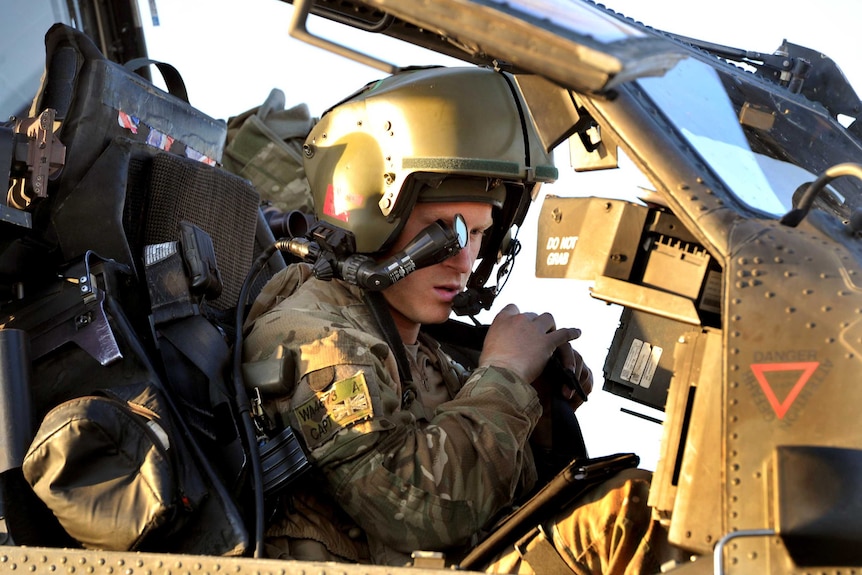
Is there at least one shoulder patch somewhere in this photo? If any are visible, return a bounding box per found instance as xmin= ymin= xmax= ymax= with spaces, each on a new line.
xmin=294 ymin=371 xmax=373 ymax=449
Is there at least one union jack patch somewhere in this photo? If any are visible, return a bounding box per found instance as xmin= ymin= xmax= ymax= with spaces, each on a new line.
xmin=294 ymin=371 xmax=373 ymax=449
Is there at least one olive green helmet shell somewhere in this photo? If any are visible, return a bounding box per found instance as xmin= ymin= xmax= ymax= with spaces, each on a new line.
xmin=303 ymin=66 xmax=557 ymax=254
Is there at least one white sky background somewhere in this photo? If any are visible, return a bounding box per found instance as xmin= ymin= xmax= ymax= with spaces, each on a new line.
xmin=141 ymin=0 xmax=862 ymax=469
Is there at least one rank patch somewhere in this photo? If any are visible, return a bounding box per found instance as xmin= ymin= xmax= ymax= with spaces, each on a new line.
xmin=295 ymin=371 xmax=372 ymax=449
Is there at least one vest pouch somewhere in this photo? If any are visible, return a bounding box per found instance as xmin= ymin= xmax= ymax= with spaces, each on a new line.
xmin=21 ymin=381 xmax=208 ymax=552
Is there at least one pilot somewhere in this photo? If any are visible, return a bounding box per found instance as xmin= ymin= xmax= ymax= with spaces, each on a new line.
xmin=243 ymin=66 xmax=685 ymax=574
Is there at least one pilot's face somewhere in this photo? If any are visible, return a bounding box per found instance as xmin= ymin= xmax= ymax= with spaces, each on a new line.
xmin=382 ymin=201 xmax=492 ymax=343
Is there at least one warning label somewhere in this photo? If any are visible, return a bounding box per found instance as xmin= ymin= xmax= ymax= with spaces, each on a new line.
xmin=620 ymin=338 xmax=663 ymax=389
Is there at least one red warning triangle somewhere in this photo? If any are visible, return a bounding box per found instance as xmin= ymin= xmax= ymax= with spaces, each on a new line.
xmin=750 ymin=362 xmax=819 ymax=419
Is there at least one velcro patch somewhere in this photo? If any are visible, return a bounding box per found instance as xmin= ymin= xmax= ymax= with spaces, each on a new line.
xmin=295 ymin=371 xmax=373 ymax=449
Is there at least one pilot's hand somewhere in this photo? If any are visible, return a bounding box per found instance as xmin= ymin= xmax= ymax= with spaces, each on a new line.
xmin=479 ymin=304 xmax=581 ymax=385
xmin=554 ymin=345 xmax=593 ymax=411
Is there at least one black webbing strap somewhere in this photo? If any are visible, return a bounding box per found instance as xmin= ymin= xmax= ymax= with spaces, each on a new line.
xmin=124 ymin=57 xmax=190 ymax=103
xmin=158 ymin=315 xmax=229 ymax=386
xmin=157 ymin=317 xmax=226 ymax=438
xmin=362 ymin=290 xmax=416 ymax=405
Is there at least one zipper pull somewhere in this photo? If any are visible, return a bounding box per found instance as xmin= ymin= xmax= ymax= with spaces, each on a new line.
xmin=250 ymin=387 xmax=269 ymax=441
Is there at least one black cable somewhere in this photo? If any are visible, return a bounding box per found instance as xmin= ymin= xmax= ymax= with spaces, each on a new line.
xmin=232 ymin=241 xmax=283 ymax=558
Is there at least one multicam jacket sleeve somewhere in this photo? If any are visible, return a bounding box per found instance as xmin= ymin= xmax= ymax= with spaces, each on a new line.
xmin=243 ymin=269 xmax=542 ymax=556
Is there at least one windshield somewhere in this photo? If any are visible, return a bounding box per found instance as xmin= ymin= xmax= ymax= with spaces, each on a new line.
xmin=485 ymin=0 xmax=645 ymax=42
xmin=637 ymin=56 xmax=862 ymax=218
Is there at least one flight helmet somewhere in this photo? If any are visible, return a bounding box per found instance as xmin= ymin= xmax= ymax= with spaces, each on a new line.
xmin=303 ymin=66 xmax=557 ymax=255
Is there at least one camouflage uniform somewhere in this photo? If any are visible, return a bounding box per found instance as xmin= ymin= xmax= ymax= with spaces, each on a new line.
xmin=222 ymin=89 xmax=316 ymax=214
xmin=244 ymin=264 xmax=684 ymax=572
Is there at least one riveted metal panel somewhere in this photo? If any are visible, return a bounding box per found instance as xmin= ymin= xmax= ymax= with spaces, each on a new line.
xmin=721 ymin=217 xmax=862 ymax=573
xmin=0 ymin=545 xmax=472 ymax=575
